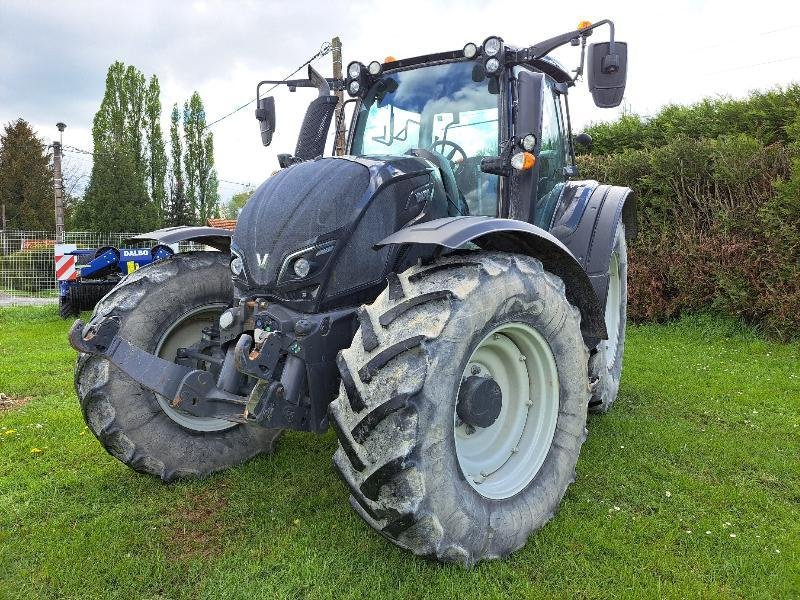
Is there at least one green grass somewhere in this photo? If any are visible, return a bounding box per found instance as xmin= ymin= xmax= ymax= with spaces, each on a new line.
xmin=0 ymin=307 xmax=798 ymax=599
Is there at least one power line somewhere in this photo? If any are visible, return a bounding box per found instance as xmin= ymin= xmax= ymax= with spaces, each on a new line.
xmin=63 ymin=146 xmax=254 ymax=192
xmin=218 ymin=178 xmax=253 ymax=188
xmin=202 ymin=41 xmax=332 ymax=131
xmin=705 ymin=54 xmax=800 ymax=75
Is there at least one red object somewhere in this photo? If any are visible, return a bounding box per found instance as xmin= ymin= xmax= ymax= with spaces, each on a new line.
xmin=55 ymin=253 xmax=77 ymax=281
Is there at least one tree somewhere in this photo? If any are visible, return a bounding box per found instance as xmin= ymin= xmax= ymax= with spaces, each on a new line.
xmin=145 ymin=76 xmax=167 ymax=223
xmin=0 ymin=119 xmax=54 ymax=231
xmin=77 ymin=62 xmax=162 ymax=232
xmin=166 ymin=103 xmax=192 ymax=226
xmin=183 ymin=92 xmax=219 ymax=223
xmin=220 ymin=189 xmax=253 ymax=219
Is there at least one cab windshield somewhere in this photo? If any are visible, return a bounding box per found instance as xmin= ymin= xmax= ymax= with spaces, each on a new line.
xmin=350 ymin=61 xmax=500 ymax=216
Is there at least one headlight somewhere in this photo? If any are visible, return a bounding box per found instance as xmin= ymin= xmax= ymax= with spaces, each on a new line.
xmin=230 ymin=256 xmax=243 ymax=276
xmin=483 ymin=37 xmax=502 ymax=57
xmin=463 ymin=42 xmax=478 ymax=59
xmin=485 ymin=57 xmax=501 ymax=74
xmin=368 ymin=60 xmax=382 ymax=75
xmin=348 ymin=80 xmax=360 ymax=95
xmin=347 ymin=62 xmax=362 ymax=79
xmin=293 ymin=257 xmax=311 ymax=278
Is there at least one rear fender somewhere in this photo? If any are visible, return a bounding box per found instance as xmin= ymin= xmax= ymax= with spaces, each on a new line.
xmin=549 ymin=182 xmax=637 ymax=309
xmin=376 ymin=216 xmax=606 ymax=341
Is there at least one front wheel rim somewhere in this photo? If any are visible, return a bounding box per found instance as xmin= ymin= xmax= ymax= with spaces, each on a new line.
xmin=154 ymin=303 xmax=236 ymax=432
xmin=454 ymin=322 xmax=560 ymax=500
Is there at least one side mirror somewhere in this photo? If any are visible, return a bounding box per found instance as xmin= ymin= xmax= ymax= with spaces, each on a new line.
xmin=587 ymin=41 xmax=627 ymax=108
xmin=255 ymin=96 xmax=276 ymax=146
xmin=574 ymin=132 xmax=593 ymax=149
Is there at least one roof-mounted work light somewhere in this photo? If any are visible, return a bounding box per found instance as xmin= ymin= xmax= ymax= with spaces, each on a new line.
xmin=482 ymin=37 xmax=504 ymax=73
xmin=345 ymin=61 xmax=368 ymax=97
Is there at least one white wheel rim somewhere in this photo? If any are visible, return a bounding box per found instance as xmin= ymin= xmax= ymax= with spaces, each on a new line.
xmin=454 ymin=322 xmax=559 ymax=500
xmin=604 ymin=251 xmax=621 ymax=368
xmin=155 ymin=304 xmax=236 ymax=432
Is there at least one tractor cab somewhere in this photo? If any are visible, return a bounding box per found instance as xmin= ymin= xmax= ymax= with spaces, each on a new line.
xmin=256 ymin=20 xmax=628 ymax=231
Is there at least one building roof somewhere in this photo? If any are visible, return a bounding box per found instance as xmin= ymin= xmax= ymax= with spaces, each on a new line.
xmin=206 ymin=218 xmax=237 ymax=231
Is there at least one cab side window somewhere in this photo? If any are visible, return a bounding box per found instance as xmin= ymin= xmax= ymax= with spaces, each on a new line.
xmin=535 ymin=79 xmax=567 ymax=228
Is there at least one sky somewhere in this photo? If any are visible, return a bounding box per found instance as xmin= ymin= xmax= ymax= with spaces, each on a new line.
xmin=2 ymin=0 xmax=799 ymax=202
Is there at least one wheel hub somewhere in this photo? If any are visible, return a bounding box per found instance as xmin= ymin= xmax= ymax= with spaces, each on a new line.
xmin=457 ymin=375 xmax=503 ymax=429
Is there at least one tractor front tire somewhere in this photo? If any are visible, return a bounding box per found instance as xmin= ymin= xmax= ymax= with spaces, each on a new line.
xmin=74 ymin=251 xmax=281 ymax=482
xmin=330 ymin=252 xmax=590 ymax=566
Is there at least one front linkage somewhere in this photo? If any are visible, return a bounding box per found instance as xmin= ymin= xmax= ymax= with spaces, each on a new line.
xmin=69 ymin=300 xmax=357 ymax=433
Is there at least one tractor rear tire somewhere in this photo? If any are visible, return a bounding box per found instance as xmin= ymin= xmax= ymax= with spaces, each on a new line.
xmin=74 ymin=251 xmax=281 ymax=482
xmin=588 ymin=222 xmax=628 ymax=414
xmin=330 ymin=252 xmax=590 ymax=566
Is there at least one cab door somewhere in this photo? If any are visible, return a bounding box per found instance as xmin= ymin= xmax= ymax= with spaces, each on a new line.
xmin=534 ymin=77 xmax=569 ymax=229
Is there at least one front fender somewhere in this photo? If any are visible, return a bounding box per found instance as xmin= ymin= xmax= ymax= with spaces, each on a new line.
xmin=126 ymin=226 xmax=232 ymax=252
xmin=376 ymin=216 xmax=606 ymax=340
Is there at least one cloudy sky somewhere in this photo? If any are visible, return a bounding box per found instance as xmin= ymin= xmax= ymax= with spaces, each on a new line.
xmin=2 ymin=0 xmax=799 ymax=201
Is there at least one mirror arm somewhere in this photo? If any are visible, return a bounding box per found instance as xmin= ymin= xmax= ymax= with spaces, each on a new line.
xmin=256 ymin=77 xmax=345 ymax=105
xmin=514 ymin=18 xmax=616 ymax=64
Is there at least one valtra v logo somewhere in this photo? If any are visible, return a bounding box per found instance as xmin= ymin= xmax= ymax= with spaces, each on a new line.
xmin=255 ymin=253 xmax=269 ymax=268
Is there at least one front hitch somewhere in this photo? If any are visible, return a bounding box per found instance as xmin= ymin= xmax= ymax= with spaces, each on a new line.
xmin=69 ymin=317 xmax=248 ymax=423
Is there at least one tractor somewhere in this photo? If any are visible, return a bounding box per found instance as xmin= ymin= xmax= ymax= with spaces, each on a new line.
xmin=70 ymin=20 xmax=634 ymax=565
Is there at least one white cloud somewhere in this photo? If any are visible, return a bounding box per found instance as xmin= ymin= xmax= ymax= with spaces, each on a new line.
xmin=2 ymin=0 xmax=799 ymax=201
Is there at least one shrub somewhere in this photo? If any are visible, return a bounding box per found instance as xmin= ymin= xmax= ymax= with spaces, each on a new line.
xmin=578 ymin=126 xmax=800 ymax=340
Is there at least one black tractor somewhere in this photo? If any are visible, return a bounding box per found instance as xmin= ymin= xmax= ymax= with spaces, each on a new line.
xmin=71 ymin=20 xmax=635 ymax=566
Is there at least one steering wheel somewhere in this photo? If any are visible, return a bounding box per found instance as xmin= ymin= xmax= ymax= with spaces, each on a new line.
xmin=430 ymin=139 xmax=467 ymax=170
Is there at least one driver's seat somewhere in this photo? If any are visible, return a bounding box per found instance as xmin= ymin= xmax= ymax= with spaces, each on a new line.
xmin=406 ymin=148 xmax=469 ymax=216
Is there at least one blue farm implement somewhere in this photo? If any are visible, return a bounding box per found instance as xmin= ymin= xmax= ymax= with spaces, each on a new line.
xmin=58 ymin=245 xmax=174 ymax=318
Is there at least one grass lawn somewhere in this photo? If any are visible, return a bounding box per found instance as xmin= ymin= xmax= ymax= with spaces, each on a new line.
xmin=0 ymin=307 xmax=797 ymax=599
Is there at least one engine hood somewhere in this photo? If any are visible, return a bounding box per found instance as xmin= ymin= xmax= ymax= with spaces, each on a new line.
xmin=230 ymin=155 xmax=448 ymax=311
xmin=232 ymin=158 xmax=370 ymax=288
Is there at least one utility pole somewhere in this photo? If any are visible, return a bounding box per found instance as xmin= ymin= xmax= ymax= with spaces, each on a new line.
xmin=53 ymin=122 xmax=66 ymax=243
xmin=331 ymin=36 xmax=346 ymax=156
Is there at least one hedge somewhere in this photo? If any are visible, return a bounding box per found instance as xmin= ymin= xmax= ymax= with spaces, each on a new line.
xmin=578 ymin=91 xmax=800 ymax=339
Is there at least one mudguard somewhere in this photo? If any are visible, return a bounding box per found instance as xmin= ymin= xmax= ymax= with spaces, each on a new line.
xmin=126 ymin=226 xmax=233 ymax=252
xmin=376 ymin=216 xmax=606 ymax=341
xmin=549 ymin=181 xmax=637 ymax=310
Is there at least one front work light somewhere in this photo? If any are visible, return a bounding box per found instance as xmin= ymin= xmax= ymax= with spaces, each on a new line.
xmin=520 ymin=134 xmax=537 ymax=152
xmin=483 ymin=36 xmax=502 ymax=56
xmin=368 ymin=60 xmax=383 ymax=75
xmin=463 ymin=42 xmax=478 ymax=59
xmin=485 ymin=58 xmax=501 ymax=74
xmin=347 ymin=62 xmax=362 ymax=79
xmin=348 ymin=80 xmax=360 ymax=95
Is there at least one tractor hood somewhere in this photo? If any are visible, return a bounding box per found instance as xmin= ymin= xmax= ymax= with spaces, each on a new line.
xmin=230 ymin=155 xmax=449 ymax=311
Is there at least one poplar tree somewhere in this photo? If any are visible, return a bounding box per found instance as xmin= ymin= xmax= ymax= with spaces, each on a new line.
xmin=183 ymin=92 xmax=219 ymax=224
xmin=77 ymin=62 xmax=164 ymax=232
xmin=166 ymin=103 xmax=192 ymax=226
